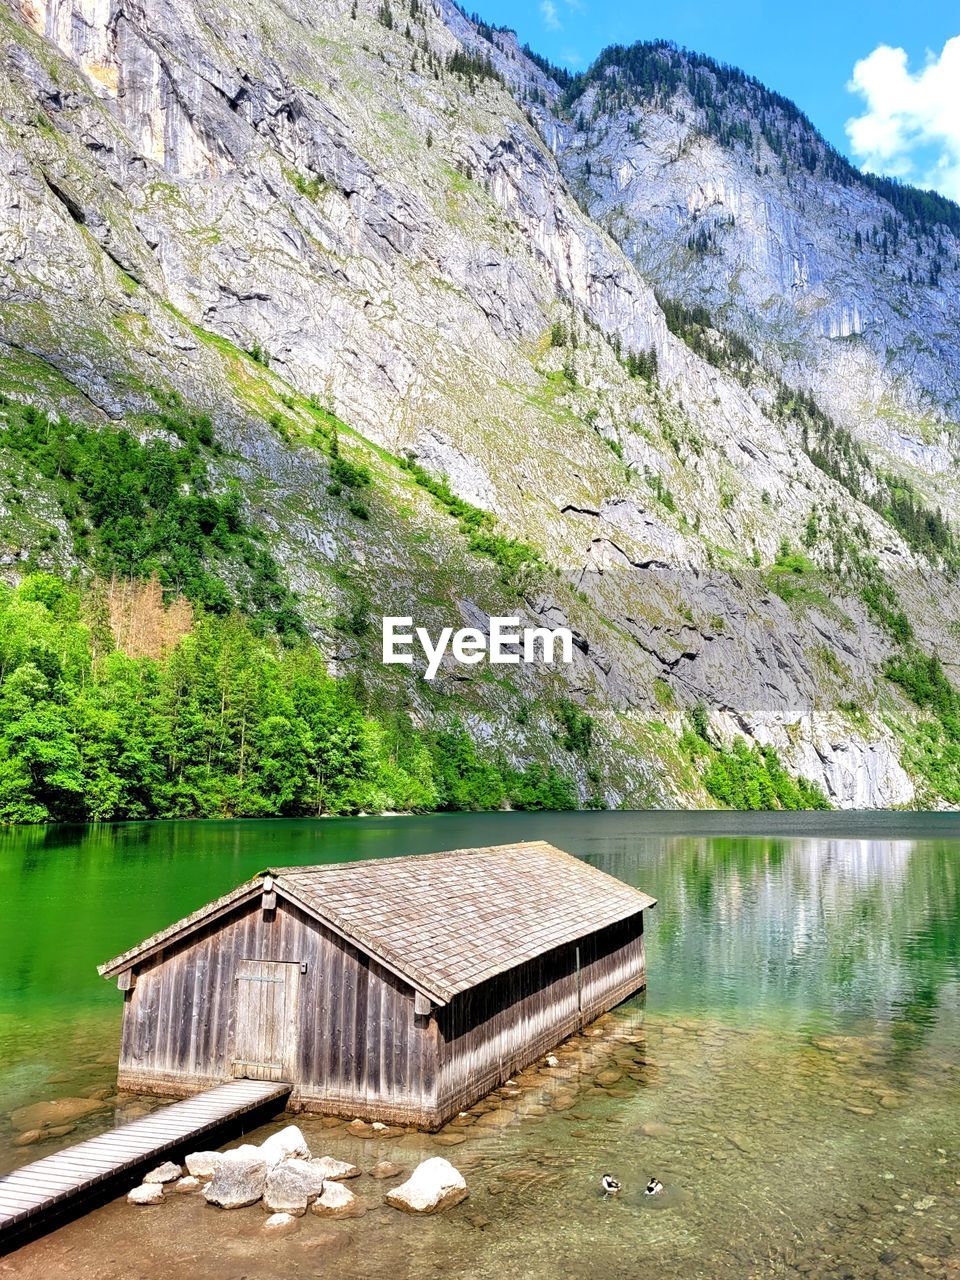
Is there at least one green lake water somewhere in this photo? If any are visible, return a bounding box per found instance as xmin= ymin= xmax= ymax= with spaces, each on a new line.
xmin=1 ymin=811 xmax=959 ymax=1278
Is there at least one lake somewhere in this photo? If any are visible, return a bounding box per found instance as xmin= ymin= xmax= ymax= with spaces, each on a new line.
xmin=1 ymin=811 xmax=959 ymax=1278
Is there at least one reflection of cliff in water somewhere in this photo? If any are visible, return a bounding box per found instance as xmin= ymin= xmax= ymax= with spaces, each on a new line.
xmin=602 ymin=836 xmax=960 ymax=1046
xmin=2 ymin=815 xmax=957 ymax=1073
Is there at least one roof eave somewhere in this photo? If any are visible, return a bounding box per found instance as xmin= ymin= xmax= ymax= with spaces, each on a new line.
xmin=98 ymin=878 xmax=265 ymax=978
xmin=98 ymin=873 xmax=451 ymax=1007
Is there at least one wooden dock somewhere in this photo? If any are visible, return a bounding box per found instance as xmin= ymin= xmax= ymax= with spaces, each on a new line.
xmin=0 ymin=1079 xmax=290 ymax=1251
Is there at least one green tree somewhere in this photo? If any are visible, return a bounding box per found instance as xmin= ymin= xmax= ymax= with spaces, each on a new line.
xmin=0 ymin=663 xmax=84 ymax=821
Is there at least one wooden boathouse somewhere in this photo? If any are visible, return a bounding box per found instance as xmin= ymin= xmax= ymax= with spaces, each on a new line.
xmin=99 ymin=841 xmax=656 ymax=1130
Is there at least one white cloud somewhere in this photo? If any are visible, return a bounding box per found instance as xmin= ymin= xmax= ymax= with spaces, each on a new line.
xmin=846 ymin=36 xmax=960 ymax=200
xmin=540 ymin=0 xmax=561 ymax=31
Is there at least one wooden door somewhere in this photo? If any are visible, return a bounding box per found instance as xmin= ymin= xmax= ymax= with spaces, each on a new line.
xmin=232 ymin=959 xmax=300 ymax=1081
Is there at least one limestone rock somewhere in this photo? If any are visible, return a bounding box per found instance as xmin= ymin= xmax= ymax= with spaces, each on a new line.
xmin=202 ymin=1150 xmax=268 ymax=1209
xmin=310 ymin=1157 xmax=361 ymax=1182
xmin=127 ymin=1183 xmax=165 ymax=1206
xmin=259 ymin=1125 xmax=311 ymax=1166
xmin=263 ymin=1162 xmax=311 ymax=1216
xmin=143 ymin=1161 xmax=182 ymax=1184
xmin=280 ymin=1158 xmax=325 ymax=1197
xmin=263 ymin=1211 xmax=299 ymax=1236
xmin=0 ymin=0 xmax=957 ymax=816
xmin=174 ymin=1176 xmax=200 ymax=1193
xmin=228 ymin=1143 xmax=264 ymax=1159
xmin=185 ymin=1151 xmax=222 ymax=1178
xmin=311 ymin=1181 xmax=365 ymax=1219
xmin=369 ymin=1161 xmax=405 ymax=1180
xmin=385 ymin=1158 xmax=468 ymax=1215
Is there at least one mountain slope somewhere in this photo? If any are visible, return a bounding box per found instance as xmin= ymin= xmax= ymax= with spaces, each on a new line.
xmin=1 ymin=0 xmax=958 ymax=808
xmin=548 ymin=41 xmax=960 ymax=514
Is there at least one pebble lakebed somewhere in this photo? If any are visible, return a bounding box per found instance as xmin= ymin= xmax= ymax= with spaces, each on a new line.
xmin=3 ymin=1000 xmax=958 ymax=1280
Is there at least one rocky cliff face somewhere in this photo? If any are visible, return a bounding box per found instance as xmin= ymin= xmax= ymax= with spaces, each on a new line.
xmin=0 ymin=0 xmax=957 ymax=807
xmin=547 ymin=43 xmax=960 ymax=517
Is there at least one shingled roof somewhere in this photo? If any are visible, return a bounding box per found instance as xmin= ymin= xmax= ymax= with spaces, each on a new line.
xmin=100 ymin=841 xmax=655 ymax=1005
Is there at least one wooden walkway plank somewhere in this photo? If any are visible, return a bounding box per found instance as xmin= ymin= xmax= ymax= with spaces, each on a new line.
xmin=0 ymin=1080 xmax=290 ymax=1247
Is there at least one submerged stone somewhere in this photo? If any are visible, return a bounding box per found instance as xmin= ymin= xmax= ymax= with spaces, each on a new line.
xmin=263 ymin=1211 xmax=299 ymax=1236
xmin=127 ymin=1183 xmax=165 ymax=1206
xmin=386 ymin=1158 xmax=468 ymax=1215
xmin=10 ymin=1097 xmax=106 ymax=1131
xmin=202 ymin=1150 xmax=268 ymax=1209
xmin=44 ymin=1123 xmax=78 ymax=1140
xmin=144 ymin=1161 xmax=181 ymax=1184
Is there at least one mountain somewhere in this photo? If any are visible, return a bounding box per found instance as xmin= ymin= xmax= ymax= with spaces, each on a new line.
xmin=0 ymin=0 xmax=958 ymax=814
xmin=550 ymin=41 xmax=960 ymax=509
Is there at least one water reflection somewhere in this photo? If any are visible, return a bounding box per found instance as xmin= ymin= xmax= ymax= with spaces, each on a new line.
xmin=618 ymin=835 xmax=960 ymax=1048
xmin=2 ymin=817 xmax=959 ymax=1039
xmin=1 ymin=814 xmax=959 ymax=1278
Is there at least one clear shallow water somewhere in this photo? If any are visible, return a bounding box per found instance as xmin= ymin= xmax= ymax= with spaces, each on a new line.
xmin=1 ymin=811 xmax=959 ymax=1278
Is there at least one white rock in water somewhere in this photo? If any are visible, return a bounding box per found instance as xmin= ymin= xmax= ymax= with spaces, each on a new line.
xmin=311 ymin=1180 xmax=363 ymax=1218
xmin=143 ymin=1160 xmax=181 ymax=1184
xmin=228 ymin=1143 xmax=262 ymax=1159
xmin=174 ymin=1176 xmax=200 ymax=1193
xmin=278 ymin=1158 xmax=325 ymax=1197
xmin=263 ymin=1211 xmax=299 ymax=1236
xmin=309 ymin=1156 xmax=361 ymax=1182
xmin=545 ymin=1055 xmax=560 ymax=1068
xmin=385 ymin=1158 xmax=468 ymax=1214
xmin=185 ymin=1151 xmax=222 ymax=1178
xmin=202 ymin=1150 xmax=268 ymax=1209
xmin=263 ymin=1162 xmax=311 ymax=1216
xmin=259 ymin=1125 xmax=310 ymax=1166
xmin=127 ymin=1183 xmax=165 ymax=1206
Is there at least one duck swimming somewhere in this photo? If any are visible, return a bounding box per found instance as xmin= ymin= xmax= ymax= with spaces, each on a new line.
xmin=600 ymin=1174 xmax=622 ymax=1196
xmin=645 ymin=1178 xmax=664 ymax=1196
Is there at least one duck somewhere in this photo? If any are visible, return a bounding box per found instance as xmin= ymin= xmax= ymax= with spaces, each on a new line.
xmin=600 ymin=1174 xmax=622 ymax=1196
xmin=645 ymin=1177 xmax=664 ymax=1196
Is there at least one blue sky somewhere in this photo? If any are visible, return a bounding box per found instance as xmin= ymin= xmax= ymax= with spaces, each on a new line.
xmin=476 ymin=1 xmax=960 ymax=199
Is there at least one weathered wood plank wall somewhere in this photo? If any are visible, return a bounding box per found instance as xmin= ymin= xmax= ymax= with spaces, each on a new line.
xmin=118 ymin=898 xmax=438 ymax=1124
xmin=116 ymin=899 xmax=646 ymax=1130
xmin=434 ymin=912 xmax=646 ymax=1120
xmin=579 ymin=914 xmax=646 ymax=1023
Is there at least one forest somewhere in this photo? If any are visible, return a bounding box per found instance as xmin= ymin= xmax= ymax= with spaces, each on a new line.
xmin=0 ymin=398 xmax=835 ymax=820
xmin=0 ymin=574 xmax=580 ymax=823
